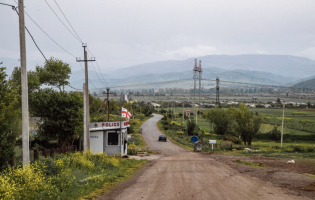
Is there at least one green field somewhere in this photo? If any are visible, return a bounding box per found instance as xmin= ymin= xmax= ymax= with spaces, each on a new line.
xmin=156 ymin=107 xmax=315 ymax=158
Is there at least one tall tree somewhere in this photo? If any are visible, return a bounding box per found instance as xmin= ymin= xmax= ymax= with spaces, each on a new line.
xmin=230 ymin=104 xmax=262 ymax=146
xmin=10 ymin=66 xmax=40 ymax=93
xmin=36 ymin=57 xmax=71 ymax=92
xmin=207 ymin=108 xmax=232 ymax=135
xmin=30 ymin=88 xmax=83 ymax=146
xmin=0 ymin=65 xmax=21 ymax=169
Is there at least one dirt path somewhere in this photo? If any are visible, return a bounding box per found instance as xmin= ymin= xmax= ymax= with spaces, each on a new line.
xmin=98 ymin=114 xmax=312 ymax=200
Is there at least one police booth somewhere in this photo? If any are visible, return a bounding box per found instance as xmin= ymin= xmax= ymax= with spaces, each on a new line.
xmin=89 ymin=121 xmax=129 ymax=155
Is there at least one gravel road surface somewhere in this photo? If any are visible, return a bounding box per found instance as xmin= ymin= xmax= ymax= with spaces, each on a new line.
xmin=99 ymin=114 xmax=312 ymax=200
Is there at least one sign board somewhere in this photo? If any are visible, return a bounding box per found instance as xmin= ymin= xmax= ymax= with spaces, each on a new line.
xmin=90 ymin=121 xmax=129 ymax=130
xmin=185 ymin=110 xmax=191 ymax=117
xmin=209 ymin=140 xmax=216 ymax=151
xmin=191 ymin=135 xmax=199 ymax=143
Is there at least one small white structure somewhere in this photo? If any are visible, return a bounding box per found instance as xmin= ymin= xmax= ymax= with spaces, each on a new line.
xmin=89 ymin=121 xmax=129 ymax=156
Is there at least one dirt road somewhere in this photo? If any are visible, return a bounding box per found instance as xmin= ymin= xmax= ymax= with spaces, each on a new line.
xmin=99 ymin=114 xmax=312 ymax=200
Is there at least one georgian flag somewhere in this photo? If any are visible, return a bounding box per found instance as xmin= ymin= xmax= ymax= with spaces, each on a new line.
xmin=122 ymin=107 xmax=132 ymax=119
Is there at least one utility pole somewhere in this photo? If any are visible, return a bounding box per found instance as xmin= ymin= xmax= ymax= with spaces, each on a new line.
xmin=83 ymin=83 xmax=87 ymax=150
xmin=19 ymin=0 xmax=29 ymax=165
xmin=281 ymin=102 xmax=285 ymax=148
xmin=76 ymin=44 xmax=95 ymax=151
xmin=98 ymin=88 xmax=112 ymax=121
xmin=174 ymin=106 xmax=176 ymax=120
xmin=216 ymin=77 xmax=220 ymax=109
xmin=183 ymin=102 xmax=184 ymax=123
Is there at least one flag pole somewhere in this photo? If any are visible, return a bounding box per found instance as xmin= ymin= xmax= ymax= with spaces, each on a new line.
xmin=120 ymin=104 xmax=123 ymax=154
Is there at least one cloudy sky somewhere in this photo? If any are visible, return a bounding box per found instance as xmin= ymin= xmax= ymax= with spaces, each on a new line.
xmin=1 ymin=0 xmax=315 ymax=72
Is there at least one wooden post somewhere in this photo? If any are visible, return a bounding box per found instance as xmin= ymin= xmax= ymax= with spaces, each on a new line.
xmin=34 ymin=149 xmax=39 ymax=161
xmin=42 ymin=148 xmax=47 ymax=158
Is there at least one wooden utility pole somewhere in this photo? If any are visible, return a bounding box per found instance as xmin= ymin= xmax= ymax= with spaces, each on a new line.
xmin=19 ymin=0 xmax=29 ymax=165
xmin=106 ymin=88 xmax=110 ymax=122
xmin=76 ymin=44 xmax=95 ymax=151
xmin=98 ymin=88 xmax=112 ymax=121
xmin=281 ymin=103 xmax=285 ymax=148
xmin=183 ymin=102 xmax=184 ymax=122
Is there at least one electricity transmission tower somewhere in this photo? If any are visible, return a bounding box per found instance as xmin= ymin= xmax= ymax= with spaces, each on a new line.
xmin=198 ymin=61 xmax=202 ymax=116
xmin=193 ymin=59 xmax=198 ymax=104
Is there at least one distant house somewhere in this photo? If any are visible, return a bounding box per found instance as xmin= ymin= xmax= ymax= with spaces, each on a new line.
xmin=264 ymin=104 xmax=271 ymax=108
xmin=249 ymin=104 xmax=256 ymax=108
xmin=150 ymin=102 xmax=161 ymax=108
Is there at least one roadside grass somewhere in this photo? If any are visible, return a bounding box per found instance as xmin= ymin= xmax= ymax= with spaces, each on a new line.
xmin=305 ymin=173 xmax=315 ymax=179
xmin=233 ymin=159 xmax=268 ymax=168
xmin=82 ymin=160 xmax=147 ymax=199
xmin=0 ymin=151 xmax=147 ymax=200
xmin=128 ymin=115 xmax=153 ymax=147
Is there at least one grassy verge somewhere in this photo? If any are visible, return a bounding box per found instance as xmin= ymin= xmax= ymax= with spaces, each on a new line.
xmin=233 ymin=159 xmax=268 ymax=168
xmin=128 ymin=116 xmax=153 ymax=147
xmin=0 ymin=151 xmax=147 ymax=200
xmin=157 ymin=121 xmax=195 ymax=151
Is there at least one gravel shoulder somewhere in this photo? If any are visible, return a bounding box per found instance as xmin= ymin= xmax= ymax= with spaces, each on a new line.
xmin=98 ymin=114 xmax=314 ymax=200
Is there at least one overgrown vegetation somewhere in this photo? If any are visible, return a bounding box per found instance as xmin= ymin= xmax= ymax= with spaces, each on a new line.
xmin=0 ymin=65 xmax=21 ymax=170
xmin=0 ymin=151 xmax=146 ymax=199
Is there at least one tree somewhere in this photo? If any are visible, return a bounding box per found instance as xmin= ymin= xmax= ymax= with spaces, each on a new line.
xmin=36 ymin=57 xmax=71 ymax=92
xmin=207 ymin=108 xmax=232 ymax=135
xmin=10 ymin=66 xmax=40 ymax=93
xmin=29 ymin=88 xmax=83 ymax=146
xmin=230 ymin=104 xmax=262 ymax=146
xmin=0 ymin=65 xmax=21 ymax=169
xmin=269 ymin=126 xmax=281 ymax=140
xmin=186 ymin=119 xmax=197 ymax=136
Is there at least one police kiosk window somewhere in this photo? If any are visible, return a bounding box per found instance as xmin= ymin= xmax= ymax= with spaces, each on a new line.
xmin=108 ymin=131 xmax=118 ymax=145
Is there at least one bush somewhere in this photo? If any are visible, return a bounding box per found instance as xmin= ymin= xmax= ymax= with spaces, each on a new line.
xmin=220 ymin=141 xmax=233 ymax=150
xmin=222 ymin=136 xmax=242 ymax=144
xmin=0 ymin=151 xmax=146 ymax=199
xmin=269 ymin=126 xmax=281 ymax=140
xmin=307 ymin=147 xmax=314 ymax=152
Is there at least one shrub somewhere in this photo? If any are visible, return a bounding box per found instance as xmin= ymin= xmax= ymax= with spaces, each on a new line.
xmin=307 ymin=147 xmax=314 ymax=152
xmin=269 ymin=126 xmax=281 ymax=140
xmin=222 ymin=136 xmax=242 ymax=144
xmin=220 ymin=141 xmax=232 ymax=150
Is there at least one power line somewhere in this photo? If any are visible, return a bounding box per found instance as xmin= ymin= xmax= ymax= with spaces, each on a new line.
xmin=89 ymin=77 xmax=315 ymax=91
xmin=13 ymin=0 xmax=77 ymax=58
xmin=79 ymin=62 xmax=97 ymax=89
xmin=89 ymin=59 xmax=107 ymax=87
xmin=87 ymin=50 xmax=108 ymax=86
xmin=10 ymin=7 xmax=48 ymax=61
xmin=0 ymin=2 xmax=15 ymax=7
xmin=53 ymin=0 xmax=83 ymax=42
xmin=44 ymin=0 xmax=81 ymax=42
xmin=41 ymin=0 xmax=108 ymax=87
